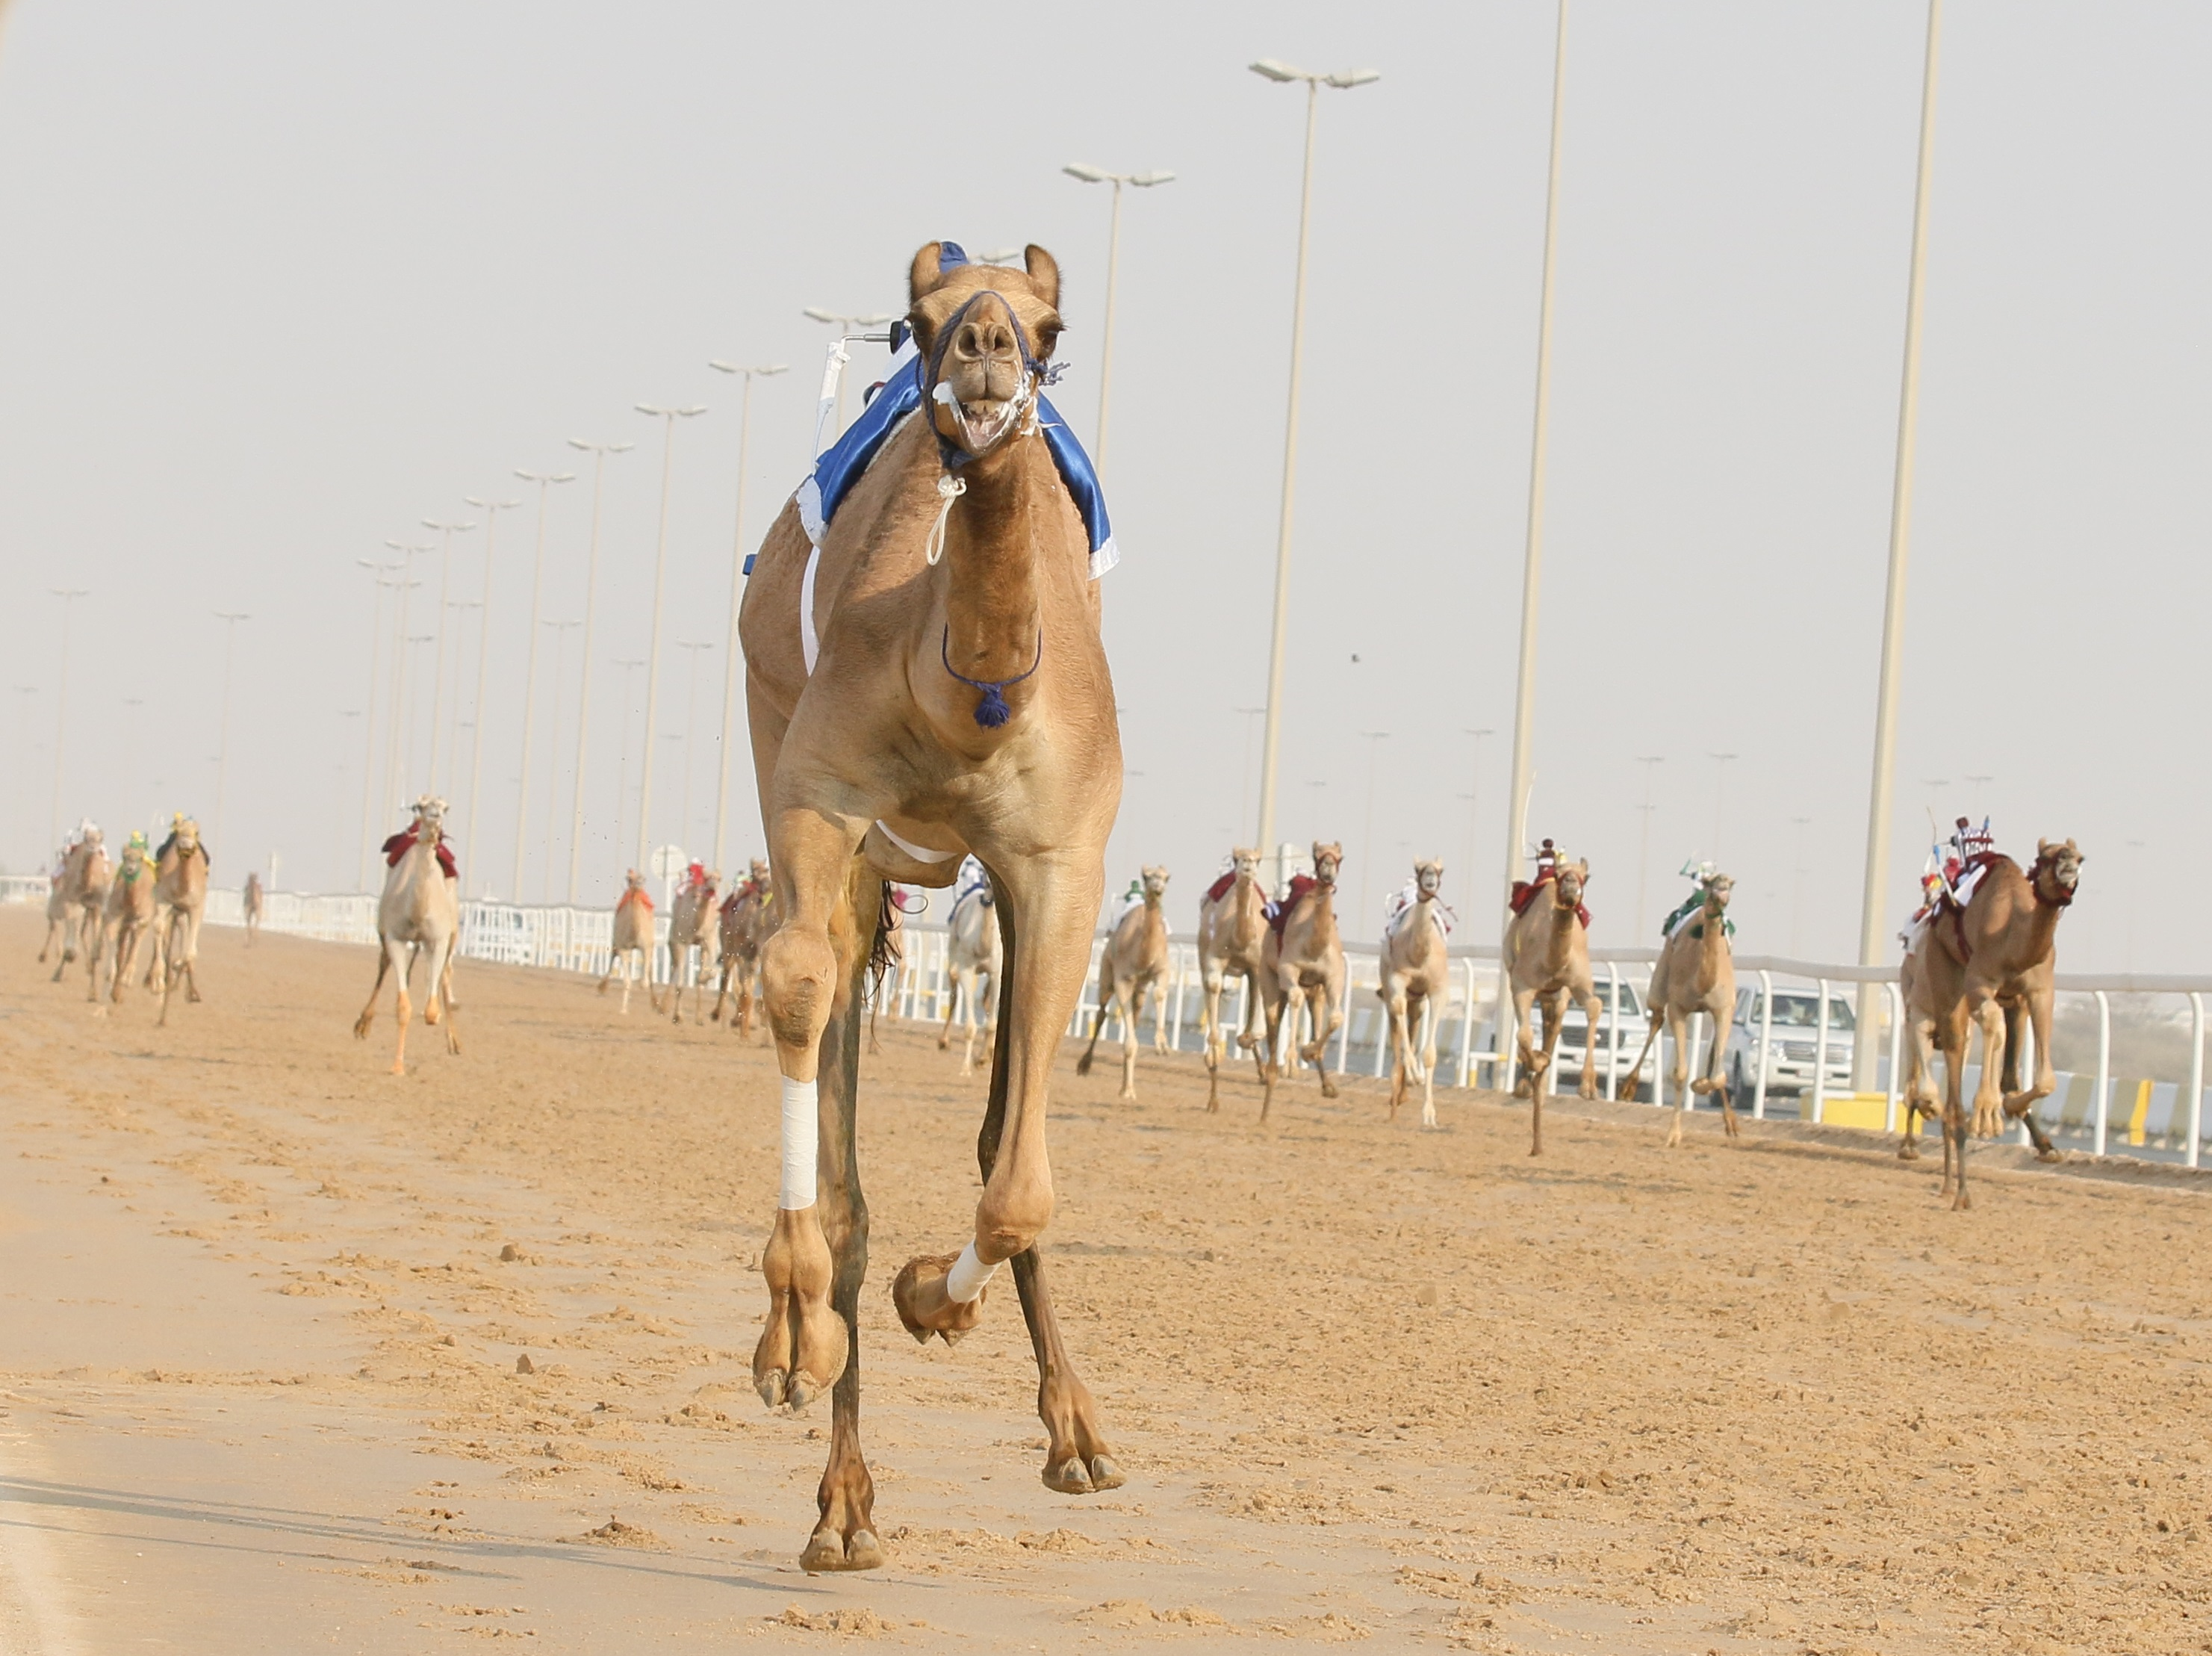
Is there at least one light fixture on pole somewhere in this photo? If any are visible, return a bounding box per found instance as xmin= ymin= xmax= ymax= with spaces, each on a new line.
xmin=418 ymin=516 xmax=476 ymax=794
xmin=539 ymin=618 xmax=582 ymax=899
xmin=563 ymin=438 xmax=633 ymax=902
xmin=1497 ymin=1 xmax=1570 ymax=1025
xmin=46 ymin=587 xmax=88 ymax=852
xmin=1855 ymin=0 xmax=1945 ymax=1088
xmin=706 ymin=359 xmax=787 ymax=875
xmin=1061 ymin=162 xmax=1175 ymax=472
xmin=459 ymin=497 xmax=521 ymax=867
xmin=801 ymin=309 xmax=896 ymax=438
xmin=1247 ymin=55 xmax=1380 ymax=896
xmin=506 ymin=468 xmax=574 ymax=900
xmin=631 ymin=403 xmax=707 ymax=872
xmin=211 ymin=610 xmax=251 ymax=853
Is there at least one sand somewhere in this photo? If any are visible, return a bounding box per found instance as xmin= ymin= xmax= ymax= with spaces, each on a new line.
xmin=2 ymin=905 xmax=2209 ymax=1654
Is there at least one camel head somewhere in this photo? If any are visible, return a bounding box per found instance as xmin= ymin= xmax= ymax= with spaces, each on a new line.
xmin=908 ymin=241 xmax=1063 ymax=465
xmin=748 ymin=858 xmax=771 ymax=887
xmin=1553 ymin=858 xmax=1589 ymax=909
xmin=172 ymin=817 xmax=202 ymax=856
xmin=411 ymin=795 xmax=448 ymax=839
xmin=1230 ymin=847 xmax=1261 ymax=884
xmin=1702 ymin=872 xmax=1734 ymax=914
xmin=1311 ymin=842 xmax=1343 ymax=888
xmin=2032 ymin=838 xmax=2083 ymax=903
xmin=1140 ymin=865 xmax=1170 ymax=903
xmin=623 ymin=868 xmax=647 ymax=895
xmin=1413 ymin=858 xmax=1445 ymax=899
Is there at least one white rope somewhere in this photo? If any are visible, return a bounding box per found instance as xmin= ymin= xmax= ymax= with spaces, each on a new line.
xmin=923 ymin=474 xmax=966 ymax=567
xmin=945 ymin=1240 xmax=998 ymax=1303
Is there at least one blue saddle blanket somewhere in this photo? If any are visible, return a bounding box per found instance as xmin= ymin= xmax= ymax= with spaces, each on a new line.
xmin=783 ymin=347 xmax=1117 ymax=581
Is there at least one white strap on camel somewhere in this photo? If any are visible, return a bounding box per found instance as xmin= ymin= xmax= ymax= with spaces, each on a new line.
xmin=780 ymin=1076 xmax=818 ymax=1210
xmin=874 ymin=819 xmax=958 ymax=863
xmin=944 ymin=1240 xmax=999 ymax=1303
xmin=923 ymin=474 xmax=966 ymax=566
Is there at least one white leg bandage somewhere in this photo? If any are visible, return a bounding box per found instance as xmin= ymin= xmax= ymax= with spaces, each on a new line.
xmin=780 ymin=1076 xmax=818 ymax=1210
xmin=944 ymin=1240 xmax=1000 ymax=1304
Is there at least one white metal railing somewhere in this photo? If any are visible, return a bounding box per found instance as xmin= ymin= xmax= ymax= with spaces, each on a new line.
xmin=7 ymin=875 xmax=2203 ymax=1170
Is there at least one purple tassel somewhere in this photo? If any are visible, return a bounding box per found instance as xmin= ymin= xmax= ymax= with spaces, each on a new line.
xmin=941 ymin=626 xmax=1042 ymax=729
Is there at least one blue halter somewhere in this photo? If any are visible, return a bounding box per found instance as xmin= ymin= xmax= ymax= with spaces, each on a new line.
xmin=941 ymin=626 xmax=1042 ymax=728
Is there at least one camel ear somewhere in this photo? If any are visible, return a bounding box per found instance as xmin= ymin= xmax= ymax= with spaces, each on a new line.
xmin=910 ymin=241 xmax=948 ymax=304
xmin=1023 ymin=244 xmax=1060 ymax=310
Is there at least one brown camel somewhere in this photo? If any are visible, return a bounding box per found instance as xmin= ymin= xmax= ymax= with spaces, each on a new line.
xmin=95 ymin=833 xmax=158 ymax=1009
xmin=736 ymin=240 xmax=1123 ymax=1570
xmin=666 ymin=868 xmax=722 ymax=1024
xmin=1503 ymin=847 xmax=1602 ymax=1156
xmin=243 ymin=870 xmax=265 ymax=945
xmin=712 ymin=859 xmax=774 ymax=1035
xmin=1378 ymin=858 xmax=1452 ymax=1128
xmin=1076 ymin=865 xmax=1171 ymax=1100
xmin=597 ymin=869 xmax=656 ymax=1013
xmin=1258 ymin=841 xmax=1347 ymax=1117
xmin=935 ymin=858 xmax=1001 ymax=1073
xmin=46 ymin=825 xmax=111 ymax=984
xmin=1196 ymin=846 xmax=1269 ymax=1112
xmin=1898 ymin=839 xmax=2081 ymax=1209
xmin=149 ymin=818 xmax=211 ymax=1026
xmin=352 ymin=796 xmax=462 ymax=1073
xmin=1621 ymin=871 xmax=1739 ymax=1144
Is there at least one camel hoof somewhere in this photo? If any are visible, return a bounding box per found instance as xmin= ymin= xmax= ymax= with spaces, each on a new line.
xmin=2036 ymin=1147 xmax=2062 ymax=1164
xmin=1898 ymin=1141 xmax=1920 ymax=1161
xmin=891 ymin=1253 xmax=987 ymax=1343
xmin=755 ymin=1368 xmax=789 ymax=1410
xmin=1075 ymin=1052 xmax=1093 ymax=1076
xmin=1085 ymin=1454 xmax=1125 ymax=1491
xmin=801 ymin=1526 xmax=883 ymax=1574
xmin=1043 ymin=1456 xmax=1094 ymax=1494
xmin=388 ymin=1061 xmax=406 ymax=1077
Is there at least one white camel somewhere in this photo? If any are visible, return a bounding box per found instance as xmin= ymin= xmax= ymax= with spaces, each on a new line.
xmin=597 ymin=869 xmax=656 ymax=1013
xmin=352 ymin=796 xmax=462 ymax=1074
xmin=936 ymin=857 xmax=1003 ymax=1075
xmin=1379 ymin=858 xmax=1454 ymax=1129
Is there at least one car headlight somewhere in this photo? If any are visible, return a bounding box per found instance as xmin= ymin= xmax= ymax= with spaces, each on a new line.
xmin=1766 ymin=1041 xmax=1791 ymax=1060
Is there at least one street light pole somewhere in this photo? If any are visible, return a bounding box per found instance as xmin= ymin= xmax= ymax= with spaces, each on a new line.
xmin=419 ymin=517 xmax=476 ymax=795
xmin=540 ymin=618 xmax=581 ymax=898
xmin=706 ymin=359 xmax=787 ymax=875
xmin=1856 ymin=0 xmax=1945 ymax=1088
xmin=1061 ymin=164 xmax=1175 ymax=470
xmin=674 ymin=639 xmax=714 ymax=855
xmin=1249 ymin=57 xmax=1380 ymax=895
xmin=632 ymin=403 xmax=707 ymax=871
xmin=46 ymin=588 xmax=87 ymax=851
xmin=563 ymin=438 xmax=633 ymax=904
xmin=459 ymin=495 xmax=521 ymax=878
xmin=1500 ymin=0 xmax=1570 ymax=980
xmin=353 ymin=559 xmax=398 ymax=889
xmin=211 ymin=610 xmax=250 ymax=853
xmin=1633 ymin=754 xmax=1664 ymax=941
xmin=382 ymin=539 xmax=429 ymax=813
xmin=506 ymin=468 xmax=574 ymax=901
xmin=609 ymin=657 xmax=645 ymax=871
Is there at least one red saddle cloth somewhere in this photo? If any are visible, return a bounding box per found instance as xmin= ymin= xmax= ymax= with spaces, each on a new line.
xmin=1509 ymin=869 xmax=1588 ymax=928
xmin=1203 ymin=869 xmax=1238 ymax=905
xmin=616 ymin=887 xmax=655 ymax=914
xmin=1267 ymin=874 xmax=1319 ymax=938
xmin=382 ymin=825 xmax=458 ymax=881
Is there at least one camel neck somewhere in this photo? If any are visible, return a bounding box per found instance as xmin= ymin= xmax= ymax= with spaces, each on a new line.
xmin=938 ymin=441 xmax=1043 ymax=686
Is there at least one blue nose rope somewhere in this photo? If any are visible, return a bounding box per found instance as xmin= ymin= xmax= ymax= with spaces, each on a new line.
xmin=942 ymin=627 xmax=1042 ymax=728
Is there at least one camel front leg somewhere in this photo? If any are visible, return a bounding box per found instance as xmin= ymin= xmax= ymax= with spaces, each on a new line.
xmin=387 ymin=938 xmax=414 ymax=1075
xmin=1967 ymin=987 xmax=2007 ymax=1140
xmin=1117 ymin=978 xmax=1140 ymax=1102
xmin=1199 ymin=964 xmax=1225 ymax=1111
xmin=800 ymin=860 xmax=884 ymax=1573
xmin=754 ymin=812 xmax=869 ymax=1415
xmin=1382 ymin=981 xmax=1410 ymax=1121
xmin=1664 ymin=1008 xmax=1692 ymax=1148
xmin=1074 ymin=963 xmax=1112 ymax=1079
xmin=1152 ymin=965 xmax=1171 ymax=1055
xmin=892 ymin=854 xmax=1099 ymax=1341
xmin=1937 ymin=1000 xmax=1972 ymax=1209
xmin=2006 ymin=984 xmax=2061 ymax=1161
xmin=174 ymin=908 xmax=203 ymax=1002
xmin=1573 ymin=987 xmax=1605 ymax=1100
xmin=1306 ymin=960 xmax=1345 ymax=1100
xmin=1898 ymin=1000 xmax=1939 ymax=1159
xmin=1703 ymin=1003 xmax=1741 ymax=1138
xmin=432 ymin=932 xmax=462 ymax=1055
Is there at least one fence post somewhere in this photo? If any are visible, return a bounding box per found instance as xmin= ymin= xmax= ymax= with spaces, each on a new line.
xmin=1604 ymin=962 xmax=1621 ymax=1100
xmin=1753 ymin=970 xmax=1772 ymax=1120
xmin=1812 ymin=979 xmax=1830 ymax=1125
xmin=1455 ymin=958 xmax=1477 ymax=1088
xmin=2094 ymin=989 xmax=2111 ymax=1157
xmin=1884 ymin=981 xmax=1903 ymax=1135
xmin=2187 ymin=992 xmax=2206 ymax=1170
xmin=1344 ymin=956 xmax=1363 ymax=1076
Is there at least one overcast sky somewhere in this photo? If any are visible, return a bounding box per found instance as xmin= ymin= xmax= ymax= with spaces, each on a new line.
xmin=1 ymin=1 xmax=2205 ymax=971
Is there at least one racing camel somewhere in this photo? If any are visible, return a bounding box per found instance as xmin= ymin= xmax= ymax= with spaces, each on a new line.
xmin=1196 ymin=846 xmax=1269 ymax=1111
xmin=1503 ymin=841 xmax=1603 ymax=1156
xmin=46 ymin=825 xmax=110 ymax=984
xmin=936 ymin=858 xmax=1002 ymax=1074
xmin=1076 ymin=865 xmax=1171 ymax=1100
xmin=149 ymin=816 xmax=211 ymax=1026
xmin=1258 ymin=841 xmax=1347 ymax=1117
xmin=737 ymin=240 xmax=1122 ymax=1570
xmin=1898 ymin=837 xmax=2081 ymax=1209
xmin=1621 ymin=868 xmax=1739 ymax=1145
xmin=597 ymin=869 xmax=656 ymax=1013
xmin=94 ymin=831 xmax=158 ymax=1008
xmin=712 ymin=859 xmax=774 ymax=1035
xmin=352 ymin=796 xmax=462 ymax=1073
xmin=665 ymin=865 xmax=721 ymax=1024
xmin=1378 ymin=858 xmax=1453 ymax=1128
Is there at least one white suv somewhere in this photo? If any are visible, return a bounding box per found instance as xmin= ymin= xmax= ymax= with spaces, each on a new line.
xmin=1547 ymin=978 xmax=1654 ymax=1089
xmin=1723 ymin=984 xmax=1855 ymax=1105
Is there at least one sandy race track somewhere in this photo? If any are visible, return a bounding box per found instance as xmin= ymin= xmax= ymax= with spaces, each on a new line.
xmin=2 ymin=905 xmax=2209 ymax=1655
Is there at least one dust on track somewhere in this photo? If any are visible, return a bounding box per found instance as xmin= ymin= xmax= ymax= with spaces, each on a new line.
xmin=2 ymin=905 xmax=2208 ymax=1654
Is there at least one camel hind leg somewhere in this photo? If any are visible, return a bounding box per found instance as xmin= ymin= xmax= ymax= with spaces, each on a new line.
xmin=1703 ymin=1003 xmax=1741 ymax=1138
xmin=1074 ymin=960 xmax=1113 ymax=1079
xmin=2005 ymin=987 xmax=2061 ymax=1162
xmin=1117 ymin=978 xmax=1142 ymax=1101
xmin=1664 ymin=1008 xmax=1693 ymax=1148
